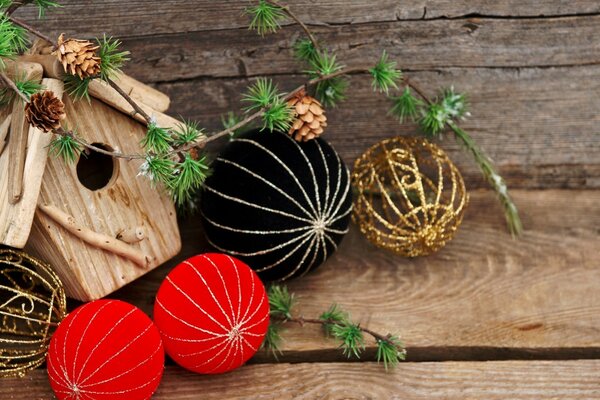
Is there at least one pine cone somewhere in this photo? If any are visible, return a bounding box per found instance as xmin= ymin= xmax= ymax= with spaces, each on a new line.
xmin=53 ymin=33 xmax=101 ymax=79
xmin=25 ymin=91 xmax=66 ymax=133
xmin=287 ymin=90 xmax=327 ymax=142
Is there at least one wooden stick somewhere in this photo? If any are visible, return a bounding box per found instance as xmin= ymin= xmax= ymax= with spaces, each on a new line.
xmin=39 ymin=204 xmax=151 ymax=269
xmin=6 ymin=62 xmax=43 ymax=204
xmin=18 ymin=54 xmax=64 ymax=79
xmin=0 ymin=114 xmax=12 ymax=156
xmin=88 ymin=79 xmax=180 ymax=128
xmin=115 ymin=74 xmax=170 ymax=113
xmin=116 ymin=227 xmax=145 ymax=244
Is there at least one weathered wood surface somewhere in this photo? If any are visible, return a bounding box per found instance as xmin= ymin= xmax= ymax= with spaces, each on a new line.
xmin=4 ymin=1 xmax=600 ymax=398
xmin=0 ymin=63 xmax=45 ymax=248
xmin=4 ymin=361 xmax=600 ymax=400
xmin=15 ymin=3 xmax=600 ymax=189
xmin=111 ymin=190 xmax=600 ymax=362
xmin=154 ymin=69 xmax=600 ymax=189
xmin=12 ymin=1 xmax=600 ymax=36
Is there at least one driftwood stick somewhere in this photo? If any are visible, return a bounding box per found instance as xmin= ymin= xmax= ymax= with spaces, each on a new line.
xmin=116 ymin=227 xmax=145 ymax=244
xmin=39 ymin=204 xmax=151 ymax=269
xmin=0 ymin=114 xmax=12 ymax=156
xmin=5 ymin=62 xmax=43 ymax=205
xmin=88 ymin=79 xmax=180 ymax=128
xmin=18 ymin=54 xmax=64 ymax=79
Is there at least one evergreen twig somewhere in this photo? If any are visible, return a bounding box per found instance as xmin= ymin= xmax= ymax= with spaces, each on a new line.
xmin=264 ymin=285 xmax=406 ymax=369
xmin=0 ymin=71 xmax=28 ymax=102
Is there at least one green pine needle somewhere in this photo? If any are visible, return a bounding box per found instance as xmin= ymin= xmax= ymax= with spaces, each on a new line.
xmin=309 ymin=50 xmax=343 ymax=76
xmin=390 ymin=87 xmax=422 ymax=123
xmin=97 ymin=35 xmax=130 ymax=81
xmin=33 ymin=0 xmax=61 ymax=18
xmin=0 ymin=0 xmax=12 ymax=10
xmin=441 ymin=87 xmax=467 ymax=119
xmin=243 ymin=78 xmax=293 ymax=132
xmin=330 ymin=323 xmax=365 ymax=359
xmin=0 ymin=76 xmax=42 ymax=105
xmin=314 ymin=77 xmax=348 ymax=108
xmin=309 ymin=51 xmax=348 ymax=107
xmin=376 ymin=335 xmax=406 ymax=370
xmin=247 ymin=0 xmax=287 ymax=36
xmin=261 ymin=322 xmax=284 ymax=358
xmin=243 ymin=78 xmax=280 ymax=112
xmin=170 ymin=153 xmax=210 ymax=206
xmin=0 ymin=15 xmax=29 ymax=68
xmin=294 ymin=38 xmax=318 ymax=64
xmin=64 ymin=74 xmax=91 ymax=102
xmin=419 ymin=87 xmax=469 ymax=137
xmin=221 ymin=111 xmax=243 ymax=138
xmin=49 ymin=133 xmax=82 ymax=164
xmin=268 ymin=285 xmax=295 ymax=320
xmin=141 ymin=123 xmax=172 ymax=154
xmin=172 ymin=120 xmax=203 ymax=147
xmin=139 ymin=155 xmax=175 ymax=186
xmin=319 ymin=304 xmax=349 ymax=335
xmin=448 ymin=121 xmax=523 ymax=236
xmin=261 ymin=97 xmax=293 ymax=132
xmin=420 ymin=102 xmax=449 ymax=137
xmin=369 ymin=50 xmax=402 ymax=94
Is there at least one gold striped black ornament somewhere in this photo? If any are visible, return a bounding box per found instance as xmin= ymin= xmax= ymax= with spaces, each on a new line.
xmin=200 ymin=130 xmax=352 ymax=281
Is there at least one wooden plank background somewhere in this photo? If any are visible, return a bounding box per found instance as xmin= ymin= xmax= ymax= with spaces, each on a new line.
xmin=4 ymin=1 xmax=600 ymax=398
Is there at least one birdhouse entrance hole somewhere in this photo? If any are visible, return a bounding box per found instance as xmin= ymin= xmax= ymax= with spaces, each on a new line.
xmin=76 ymin=143 xmax=118 ymax=191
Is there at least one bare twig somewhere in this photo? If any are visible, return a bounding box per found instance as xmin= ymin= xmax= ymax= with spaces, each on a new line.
xmin=106 ymin=77 xmax=153 ymax=124
xmin=403 ymin=76 xmax=432 ymax=105
xmin=5 ymin=0 xmax=33 ymax=15
xmin=54 ymin=127 xmax=145 ymax=160
xmin=275 ymin=315 xmax=401 ymax=350
xmin=8 ymin=16 xmax=54 ymax=45
xmin=266 ymin=0 xmax=321 ymax=52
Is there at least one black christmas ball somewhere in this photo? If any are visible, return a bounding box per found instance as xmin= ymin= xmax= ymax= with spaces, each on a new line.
xmin=200 ymin=129 xmax=352 ymax=281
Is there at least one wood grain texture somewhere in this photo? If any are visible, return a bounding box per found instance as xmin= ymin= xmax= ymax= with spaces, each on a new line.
xmin=154 ymin=68 xmax=600 ymax=189
xmin=3 ymin=361 xmax=600 ymax=399
xmin=11 ymin=1 xmax=600 ymax=37
xmin=5 ymin=63 xmax=43 ymax=205
xmin=0 ymin=65 xmax=47 ymax=248
xmin=118 ymin=17 xmax=600 ymax=82
xmin=25 ymin=95 xmax=182 ymax=301
xmin=12 ymin=4 xmax=600 ymax=190
xmin=108 ymin=189 xmax=600 ymax=361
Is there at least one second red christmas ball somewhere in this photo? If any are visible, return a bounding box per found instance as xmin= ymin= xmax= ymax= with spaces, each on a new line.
xmin=154 ymin=253 xmax=270 ymax=374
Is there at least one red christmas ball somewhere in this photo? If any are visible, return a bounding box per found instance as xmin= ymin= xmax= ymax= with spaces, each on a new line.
xmin=154 ymin=253 xmax=270 ymax=374
xmin=47 ymin=300 xmax=164 ymax=400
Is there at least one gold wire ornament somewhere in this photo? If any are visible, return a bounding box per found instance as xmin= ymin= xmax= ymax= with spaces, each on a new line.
xmin=352 ymin=137 xmax=468 ymax=257
xmin=0 ymin=249 xmax=67 ymax=378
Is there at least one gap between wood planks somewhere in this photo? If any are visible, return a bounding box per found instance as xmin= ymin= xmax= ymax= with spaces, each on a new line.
xmin=249 ymin=346 xmax=600 ymax=364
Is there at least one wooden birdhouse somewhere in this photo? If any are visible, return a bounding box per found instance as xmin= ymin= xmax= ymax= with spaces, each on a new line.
xmin=0 ymin=49 xmax=182 ymax=301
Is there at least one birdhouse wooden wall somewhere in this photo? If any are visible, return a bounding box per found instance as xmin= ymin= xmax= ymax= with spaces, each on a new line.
xmin=25 ymin=93 xmax=182 ymax=301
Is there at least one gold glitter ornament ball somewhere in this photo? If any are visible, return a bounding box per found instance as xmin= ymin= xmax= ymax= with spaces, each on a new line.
xmin=0 ymin=249 xmax=67 ymax=378
xmin=352 ymin=137 xmax=468 ymax=257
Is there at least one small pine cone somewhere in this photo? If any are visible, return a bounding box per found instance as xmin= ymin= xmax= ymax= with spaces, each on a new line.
xmin=52 ymin=33 xmax=101 ymax=79
xmin=25 ymin=91 xmax=66 ymax=133
xmin=287 ymin=90 xmax=327 ymax=142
